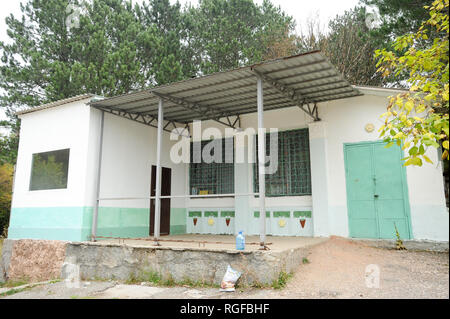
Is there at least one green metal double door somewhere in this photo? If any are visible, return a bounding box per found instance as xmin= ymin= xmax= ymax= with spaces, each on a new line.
xmin=344 ymin=141 xmax=412 ymax=239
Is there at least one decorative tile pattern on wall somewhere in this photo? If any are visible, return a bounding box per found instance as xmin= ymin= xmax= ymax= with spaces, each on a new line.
xmin=186 ymin=208 xmax=313 ymax=236
xmin=251 ymin=208 xmax=313 ymax=236
xmin=187 ymin=209 xmax=235 ymax=234
xmin=294 ymin=211 xmax=312 ymax=230
xmin=253 ymin=211 xmax=271 ymax=218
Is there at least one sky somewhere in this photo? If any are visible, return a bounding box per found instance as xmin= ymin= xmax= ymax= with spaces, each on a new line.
xmin=0 ymin=0 xmax=362 ymax=41
xmin=171 ymin=0 xmax=362 ymax=32
xmin=0 ymin=0 xmax=361 ymax=131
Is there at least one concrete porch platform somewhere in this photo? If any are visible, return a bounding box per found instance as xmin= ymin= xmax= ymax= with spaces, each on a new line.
xmin=60 ymin=235 xmax=328 ymax=285
xmin=2 ymin=236 xmax=328 ymax=286
xmin=97 ymin=234 xmax=327 ymax=252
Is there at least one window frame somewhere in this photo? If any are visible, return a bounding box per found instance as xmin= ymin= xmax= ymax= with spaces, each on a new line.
xmin=189 ymin=138 xmax=234 ymax=196
xmin=253 ymin=128 xmax=312 ymax=197
xmin=29 ymin=148 xmax=71 ymax=191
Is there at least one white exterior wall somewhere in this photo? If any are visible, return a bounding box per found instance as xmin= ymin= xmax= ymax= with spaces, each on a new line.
xmin=96 ymin=111 xmax=187 ymax=210
xmin=8 ymin=98 xmax=98 ymax=241
xmin=321 ymin=92 xmax=448 ymax=241
xmin=12 ymin=99 xmax=94 ymax=208
xmin=323 ymin=94 xmax=387 ymax=237
xmin=242 ymin=107 xmax=314 ymax=210
xmin=186 ymin=91 xmax=448 ymax=241
xmin=184 ymin=109 xmax=315 ymax=236
xmin=9 ymin=89 xmax=449 ymax=242
xmin=186 ymin=110 xmax=314 ymax=211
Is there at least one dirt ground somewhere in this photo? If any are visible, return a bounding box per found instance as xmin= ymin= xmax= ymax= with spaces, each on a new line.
xmin=2 ymin=237 xmax=448 ymax=299
xmin=255 ymin=236 xmax=449 ymax=299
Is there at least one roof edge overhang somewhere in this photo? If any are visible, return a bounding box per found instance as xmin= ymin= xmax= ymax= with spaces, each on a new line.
xmin=15 ymin=94 xmax=98 ymax=116
xmin=354 ymin=85 xmax=408 ymax=97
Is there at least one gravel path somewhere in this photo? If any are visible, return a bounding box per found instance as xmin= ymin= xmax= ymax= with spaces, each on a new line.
xmin=2 ymin=237 xmax=448 ymax=299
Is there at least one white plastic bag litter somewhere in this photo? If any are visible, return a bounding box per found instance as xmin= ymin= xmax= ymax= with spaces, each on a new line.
xmin=220 ymin=265 xmax=241 ymax=292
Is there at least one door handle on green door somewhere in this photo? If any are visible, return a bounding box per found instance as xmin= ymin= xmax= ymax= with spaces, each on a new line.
xmin=373 ymin=176 xmax=378 ymax=199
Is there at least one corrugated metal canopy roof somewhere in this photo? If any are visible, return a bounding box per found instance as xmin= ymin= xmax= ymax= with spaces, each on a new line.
xmin=90 ymin=51 xmax=362 ymax=124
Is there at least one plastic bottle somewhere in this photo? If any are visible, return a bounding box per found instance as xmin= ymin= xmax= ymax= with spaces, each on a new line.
xmin=236 ymin=231 xmax=245 ymax=250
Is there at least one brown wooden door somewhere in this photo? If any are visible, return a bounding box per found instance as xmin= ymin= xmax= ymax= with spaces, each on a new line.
xmin=150 ymin=165 xmax=171 ymax=236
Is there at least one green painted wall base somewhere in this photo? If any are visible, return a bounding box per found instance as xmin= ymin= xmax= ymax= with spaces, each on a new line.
xmin=8 ymin=206 xmax=188 ymax=242
xmin=170 ymin=225 xmax=187 ymax=234
xmin=9 ymin=207 xmax=92 ymax=242
xmin=170 ymin=208 xmax=187 ymax=235
xmin=94 ymin=207 xmax=149 ymax=240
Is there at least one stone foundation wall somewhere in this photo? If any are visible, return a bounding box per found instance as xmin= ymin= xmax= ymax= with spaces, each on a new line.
xmin=0 ymin=239 xmax=13 ymax=283
xmin=62 ymin=242 xmax=310 ymax=285
xmin=1 ymin=239 xmax=310 ymax=285
xmin=1 ymin=239 xmax=67 ymax=283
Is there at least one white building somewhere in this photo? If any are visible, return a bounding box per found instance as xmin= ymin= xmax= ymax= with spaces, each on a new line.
xmin=7 ymin=52 xmax=449 ymax=244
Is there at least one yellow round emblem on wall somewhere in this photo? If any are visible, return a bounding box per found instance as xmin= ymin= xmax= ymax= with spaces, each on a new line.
xmin=278 ymin=219 xmax=286 ymax=228
xmin=208 ymin=218 xmax=215 ymax=226
xmin=365 ymin=123 xmax=375 ymax=133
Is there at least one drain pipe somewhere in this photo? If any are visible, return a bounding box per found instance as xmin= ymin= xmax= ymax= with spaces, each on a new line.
xmin=91 ymin=110 xmax=105 ymax=241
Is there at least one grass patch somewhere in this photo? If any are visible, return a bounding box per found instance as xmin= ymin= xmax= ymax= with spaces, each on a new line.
xmin=234 ymin=271 xmax=293 ymax=290
xmin=0 ymin=278 xmax=59 ymax=291
xmin=0 ymin=279 xmax=62 ymax=298
xmin=243 ymin=281 xmax=264 ymax=289
xmin=178 ymin=278 xmax=220 ymax=289
xmin=302 ymin=257 xmax=310 ymax=264
xmin=271 ymin=271 xmax=293 ymax=290
xmin=0 ymin=279 xmax=29 ymax=288
xmin=125 ymin=268 xmax=293 ymax=290
xmin=126 ymin=270 xmax=219 ymax=288
xmin=0 ymin=283 xmax=38 ymax=297
xmin=126 ymin=270 xmax=162 ymax=285
xmin=0 ymin=287 xmax=29 ymax=297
